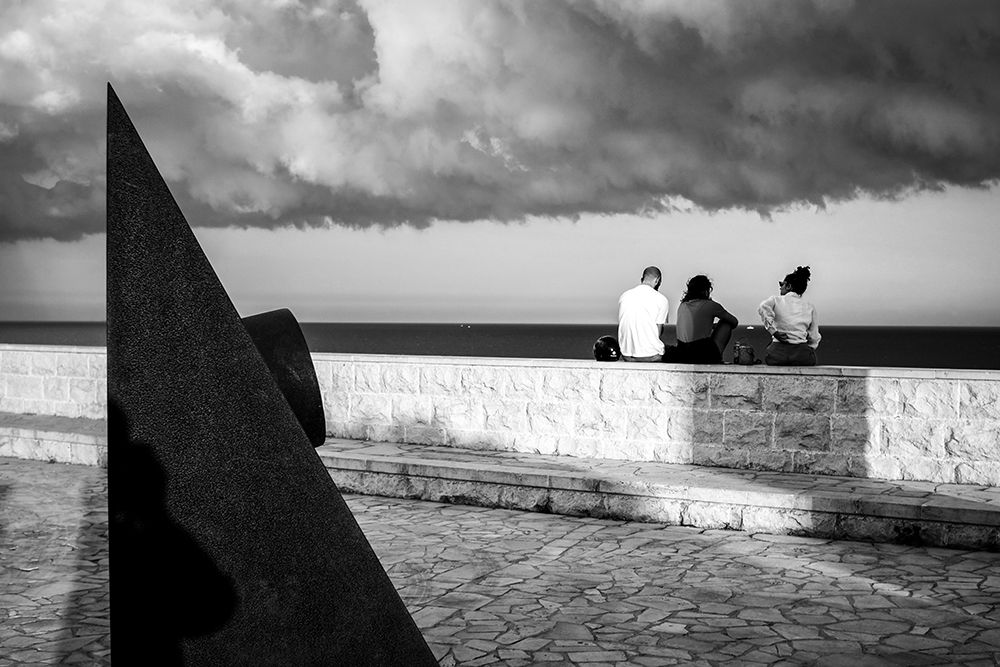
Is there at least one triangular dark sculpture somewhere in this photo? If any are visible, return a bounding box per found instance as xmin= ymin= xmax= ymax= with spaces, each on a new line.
xmin=107 ymin=83 xmax=437 ymax=665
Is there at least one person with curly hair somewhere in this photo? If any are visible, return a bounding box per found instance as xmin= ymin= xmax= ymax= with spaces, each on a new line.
xmin=671 ymin=274 xmax=738 ymax=364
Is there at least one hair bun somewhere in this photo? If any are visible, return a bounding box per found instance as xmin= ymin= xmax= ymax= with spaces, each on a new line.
xmin=794 ymin=266 xmax=811 ymax=280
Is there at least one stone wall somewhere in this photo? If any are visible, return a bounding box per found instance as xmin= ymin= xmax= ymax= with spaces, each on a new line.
xmin=0 ymin=345 xmax=106 ymax=419
xmin=2 ymin=345 xmax=998 ymax=486
xmin=311 ymin=354 xmax=1000 ymax=487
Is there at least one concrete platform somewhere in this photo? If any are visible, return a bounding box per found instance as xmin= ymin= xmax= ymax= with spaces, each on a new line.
xmin=318 ymin=439 xmax=1000 ymax=551
xmin=5 ymin=456 xmax=1000 ymax=666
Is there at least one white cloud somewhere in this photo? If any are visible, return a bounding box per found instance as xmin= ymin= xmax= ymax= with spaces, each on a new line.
xmin=1 ymin=0 xmax=999 ymax=241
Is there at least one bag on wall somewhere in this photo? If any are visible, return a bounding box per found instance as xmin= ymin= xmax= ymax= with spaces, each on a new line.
xmin=733 ymin=341 xmax=758 ymax=365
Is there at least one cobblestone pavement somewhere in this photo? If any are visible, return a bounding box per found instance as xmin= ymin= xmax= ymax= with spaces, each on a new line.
xmin=2 ymin=458 xmax=1000 ymax=666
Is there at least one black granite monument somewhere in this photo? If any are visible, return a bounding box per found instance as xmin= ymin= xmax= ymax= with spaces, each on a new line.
xmin=107 ymin=83 xmax=437 ymax=665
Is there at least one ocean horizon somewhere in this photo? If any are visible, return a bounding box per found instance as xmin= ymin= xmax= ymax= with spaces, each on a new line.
xmin=2 ymin=321 xmax=999 ymax=371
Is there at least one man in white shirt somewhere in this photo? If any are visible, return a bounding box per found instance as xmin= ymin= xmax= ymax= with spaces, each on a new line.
xmin=618 ymin=266 xmax=670 ymax=361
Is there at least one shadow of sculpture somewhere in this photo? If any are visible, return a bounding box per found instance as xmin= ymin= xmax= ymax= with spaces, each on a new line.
xmin=109 ymin=403 xmax=237 ymax=664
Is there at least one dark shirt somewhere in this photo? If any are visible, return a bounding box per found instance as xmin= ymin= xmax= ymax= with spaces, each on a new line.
xmin=676 ymin=299 xmax=737 ymax=342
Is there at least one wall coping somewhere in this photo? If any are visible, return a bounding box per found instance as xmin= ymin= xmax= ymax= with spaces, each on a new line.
xmin=312 ymin=352 xmax=1000 ymax=381
xmin=3 ymin=344 xmax=999 ymax=381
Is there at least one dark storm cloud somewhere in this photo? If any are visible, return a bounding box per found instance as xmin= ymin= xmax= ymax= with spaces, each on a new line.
xmin=1 ymin=0 xmax=998 ymax=241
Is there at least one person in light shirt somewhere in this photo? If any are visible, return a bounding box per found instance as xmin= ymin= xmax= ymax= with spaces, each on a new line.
xmin=618 ymin=266 xmax=669 ymax=362
xmin=758 ymin=266 xmax=821 ymax=366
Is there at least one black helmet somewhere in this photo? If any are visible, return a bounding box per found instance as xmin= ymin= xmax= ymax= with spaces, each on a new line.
xmin=593 ymin=335 xmax=621 ymax=362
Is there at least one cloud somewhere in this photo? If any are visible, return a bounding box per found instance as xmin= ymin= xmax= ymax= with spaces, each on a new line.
xmin=1 ymin=0 xmax=999 ymax=241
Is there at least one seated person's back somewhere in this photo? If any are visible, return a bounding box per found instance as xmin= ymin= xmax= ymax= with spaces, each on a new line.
xmin=617 ymin=266 xmax=669 ymax=361
xmin=671 ymin=275 xmax=738 ymax=364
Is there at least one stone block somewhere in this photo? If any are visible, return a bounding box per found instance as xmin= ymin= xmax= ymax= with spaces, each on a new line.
xmin=402 ymin=425 xmax=447 ymax=446
xmin=856 ymin=455 xmax=903 ymax=481
xmin=526 ymin=401 xmax=575 ymax=435
xmin=56 ymin=353 xmax=90 ymax=378
xmin=599 ymin=371 xmax=654 ymax=405
xmin=626 ymin=407 xmax=673 ymax=441
xmin=741 ymin=507 xmax=838 ymax=536
xmin=900 ymin=458 xmax=957 ymax=483
xmin=742 ymin=448 xmax=792 ymax=471
xmin=1 ymin=351 xmax=31 ymax=374
xmin=460 ymin=366 xmax=506 ymax=396
xmin=31 ymin=353 xmax=57 ymax=376
xmin=43 ymin=377 xmax=69 ymax=401
xmin=351 ymin=394 xmax=393 ymax=425
xmin=0 ymin=397 xmax=27 ymax=414
xmin=447 ymin=429 xmax=516 ymax=452
xmin=497 ymin=368 xmax=540 ymax=400
xmin=575 ymin=403 xmax=627 ymax=439
xmin=882 ymin=419 xmax=946 ymax=459
xmin=723 ymin=411 xmax=773 ymax=448
xmin=790 ymin=451 xmax=851 ymax=476
xmin=322 ymin=391 xmax=351 ymax=424
xmin=603 ymin=495 xmax=684 ymax=524
xmin=431 ymin=397 xmax=485 ymax=431
xmin=762 ymin=377 xmax=835 ymax=414
xmin=329 ymin=362 xmax=354 ymax=393
xmin=898 ymin=379 xmax=958 ymax=418
xmin=959 ymin=381 xmax=1000 ymax=420
xmin=694 ymin=444 xmax=748 ymax=469
xmin=652 ymin=440 xmax=694 ymax=463
xmin=835 ymin=378 xmax=901 ymax=416
xmin=513 ymin=433 xmax=560 ymax=456
xmin=68 ymin=378 xmax=96 ymax=404
xmin=393 ymin=394 xmax=433 ymax=427
xmin=367 ymin=423 xmax=406 ymax=443
xmin=373 ymin=363 xmax=421 ymax=394
xmin=559 ymin=435 xmax=605 ymax=458
xmin=668 ymin=409 xmax=723 ymax=444
xmin=940 ymin=421 xmax=1000 ymax=460
xmin=89 ymin=354 xmax=108 ymax=380
xmin=775 ymin=414 xmax=831 ymax=452
xmin=682 ymin=501 xmax=743 ymax=530
xmin=421 ymin=364 xmax=465 ymax=396
xmin=651 ymin=374 xmax=710 ymax=408
xmin=830 ymin=416 xmax=879 ymax=456
xmin=711 ymin=374 xmax=763 ymax=410
xmin=540 ymin=368 xmax=600 ymax=403
xmin=954 ymin=461 xmax=1000 ymax=486
xmin=7 ymin=375 xmax=45 ymax=400
xmin=484 ymin=400 xmax=529 ymax=432
xmin=547 ymin=489 xmax=606 ymax=517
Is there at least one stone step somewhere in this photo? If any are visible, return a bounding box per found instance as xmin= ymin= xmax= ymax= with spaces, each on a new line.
xmin=0 ymin=412 xmax=107 ymax=466
xmin=317 ymin=438 xmax=1000 ymax=551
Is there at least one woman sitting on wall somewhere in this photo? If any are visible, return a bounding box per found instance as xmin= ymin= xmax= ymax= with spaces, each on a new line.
xmin=758 ymin=266 xmax=821 ymax=366
xmin=670 ymin=275 xmax=738 ymax=364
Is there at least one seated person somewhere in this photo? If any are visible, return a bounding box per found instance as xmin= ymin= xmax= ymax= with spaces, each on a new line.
xmin=617 ymin=266 xmax=669 ymax=362
xmin=671 ymin=275 xmax=738 ymax=364
xmin=758 ymin=265 xmax=821 ymax=366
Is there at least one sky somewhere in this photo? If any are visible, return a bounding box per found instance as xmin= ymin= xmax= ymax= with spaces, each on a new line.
xmin=1 ymin=0 xmax=999 ymax=326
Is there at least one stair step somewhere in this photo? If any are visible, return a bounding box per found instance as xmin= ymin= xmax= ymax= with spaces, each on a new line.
xmin=318 ymin=439 xmax=1000 ymax=551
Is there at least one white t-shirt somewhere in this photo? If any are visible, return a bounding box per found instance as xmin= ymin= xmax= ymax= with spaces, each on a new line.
xmin=758 ymin=293 xmax=821 ymax=349
xmin=617 ymin=284 xmax=669 ymax=357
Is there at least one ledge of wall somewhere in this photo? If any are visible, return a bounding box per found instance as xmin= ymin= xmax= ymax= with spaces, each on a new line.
xmin=3 ymin=345 xmax=998 ymax=486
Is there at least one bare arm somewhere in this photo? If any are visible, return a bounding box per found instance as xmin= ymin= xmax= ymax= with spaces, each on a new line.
xmin=806 ymin=304 xmax=822 ymax=349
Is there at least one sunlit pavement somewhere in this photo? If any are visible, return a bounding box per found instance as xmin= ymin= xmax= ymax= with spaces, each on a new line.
xmin=2 ymin=457 xmax=999 ymax=666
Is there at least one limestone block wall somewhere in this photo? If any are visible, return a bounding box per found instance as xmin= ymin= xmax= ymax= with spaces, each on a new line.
xmin=312 ymin=354 xmax=1000 ymax=486
xmin=0 ymin=345 xmax=107 ymax=419
xmin=2 ymin=345 xmax=998 ymax=486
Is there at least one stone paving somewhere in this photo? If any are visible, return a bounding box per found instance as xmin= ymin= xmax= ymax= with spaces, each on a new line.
xmin=3 ymin=457 xmax=1000 ymax=665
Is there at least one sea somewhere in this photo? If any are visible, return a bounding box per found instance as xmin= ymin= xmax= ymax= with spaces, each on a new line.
xmin=2 ymin=321 xmax=999 ymax=370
